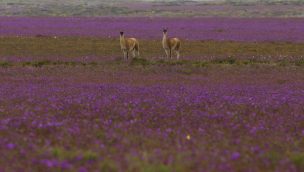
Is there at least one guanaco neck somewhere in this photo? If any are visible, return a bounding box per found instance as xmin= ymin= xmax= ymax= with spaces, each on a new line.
xmin=162 ymin=32 xmax=169 ymax=49
xmin=120 ymin=34 xmax=126 ymax=49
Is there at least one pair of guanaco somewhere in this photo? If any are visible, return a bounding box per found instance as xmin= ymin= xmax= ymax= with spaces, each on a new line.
xmin=119 ymin=29 xmax=181 ymax=61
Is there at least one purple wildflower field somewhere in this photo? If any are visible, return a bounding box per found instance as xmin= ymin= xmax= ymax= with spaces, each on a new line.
xmin=1 ymin=66 xmax=304 ymax=171
xmin=0 ymin=17 xmax=304 ymax=42
xmin=1 ymin=15 xmax=304 ymax=172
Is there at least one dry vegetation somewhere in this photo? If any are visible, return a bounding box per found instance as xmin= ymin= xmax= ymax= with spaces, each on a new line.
xmin=0 ymin=37 xmax=304 ymax=61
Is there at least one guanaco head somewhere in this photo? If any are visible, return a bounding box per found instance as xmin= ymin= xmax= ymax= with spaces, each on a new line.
xmin=120 ymin=31 xmax=124 ymax=36
xmin=163 ymin=28 xmax=168 ymax=34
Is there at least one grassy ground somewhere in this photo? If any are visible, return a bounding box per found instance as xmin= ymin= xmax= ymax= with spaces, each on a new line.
xmin=0 ymin=37 xmax=303 ymax=61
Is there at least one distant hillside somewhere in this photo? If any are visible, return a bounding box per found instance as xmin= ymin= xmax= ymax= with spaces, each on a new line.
xmin=0 ymin=0 xmax=303 ymax=17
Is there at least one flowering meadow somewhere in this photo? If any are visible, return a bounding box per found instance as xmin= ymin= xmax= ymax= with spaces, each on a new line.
xmin=1 ymin=64 xmax=304 ymax=172
xmin=0 ymin=16 xmax=304 ymax=172
xmin=1 ymin=17 xmax=304 ymax=42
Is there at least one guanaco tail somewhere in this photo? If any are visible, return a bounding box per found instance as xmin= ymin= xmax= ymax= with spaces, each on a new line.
xmin=162 ymin=28 xmax=181 ymax=60
xmin=120 ymin=32 xmax=140 ymax=61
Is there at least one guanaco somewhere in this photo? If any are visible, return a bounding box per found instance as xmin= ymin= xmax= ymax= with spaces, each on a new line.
xmin=162 ymin=29 xmax=181 ymax=59
xmin=120 ymin=31 xmax=140 ymax=61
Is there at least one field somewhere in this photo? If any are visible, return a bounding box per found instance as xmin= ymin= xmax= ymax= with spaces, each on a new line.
xmin=1 ymin=17 xmax=304 ymax=172
xmin=1 ymin=0 xmax=304 ymax=17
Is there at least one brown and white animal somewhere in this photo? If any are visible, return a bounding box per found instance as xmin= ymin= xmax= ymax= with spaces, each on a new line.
xmin=162 ymin=29 xmax=181 ymax=60
xmin=119 ymin=32 xmax=139 ymax=60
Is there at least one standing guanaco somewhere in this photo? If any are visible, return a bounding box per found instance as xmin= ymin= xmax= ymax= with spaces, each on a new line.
xmin=162 ymin=28 xmax=181 ymax=60
xmin=119 ymin=31 xmax=140 ymax=61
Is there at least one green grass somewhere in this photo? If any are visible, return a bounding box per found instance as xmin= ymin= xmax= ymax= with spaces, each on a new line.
xmin=51 ymin=147 xmax=98 ymax=162
xmin=289 ymin=152 xmax=304 ymax=171
xmin=127 ymin=156 xmax=172 ymax=172
xmin=99 ymin=159 xmax=119 ymax=172
xmin=0 ymin=61 xmax=12 ymax=67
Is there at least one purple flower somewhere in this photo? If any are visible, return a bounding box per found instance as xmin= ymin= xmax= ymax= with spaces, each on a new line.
xmin=42 ymin=160 xmax=56 ymax=168
xmin=0 ymin=17 xmax=303 ymax=42
xmin=231 ymin=152 xmax=241 ymax=160
xmin=6 ymin=143 xmax=15 ymax=150
xmin=78 ymin=167 xmax=88 ymax=172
